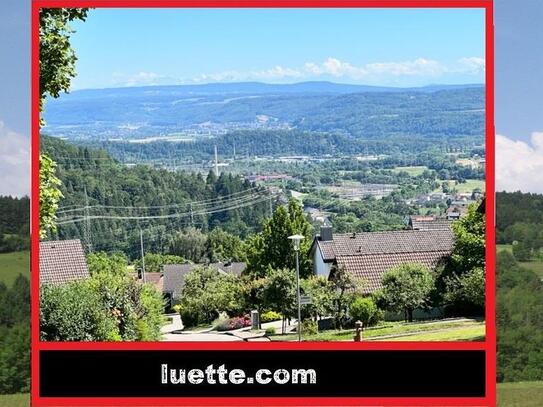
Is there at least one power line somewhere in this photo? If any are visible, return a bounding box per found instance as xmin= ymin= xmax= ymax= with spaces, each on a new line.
xmin=56 ymin=187 xmax=263 ymax=213
xmin=55 ymin=192 xmax=275 ymax=225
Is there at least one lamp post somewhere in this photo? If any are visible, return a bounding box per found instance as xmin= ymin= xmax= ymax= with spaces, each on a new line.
xmin=288 ymin=234 xmax=305 ymax=342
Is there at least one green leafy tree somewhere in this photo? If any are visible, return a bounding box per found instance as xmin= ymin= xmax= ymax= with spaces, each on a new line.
xmin=87 ymin=251 xmax=128 ymax=276
xmin=300 ymin=276 xmax=335 ymax=320
xmin=450 ymin=202 xmax=485 ymax=274
xmin=443 ymin=267 xmax=485 ymax=314
xmin=349 ymin=296 xmax=381 ymax=327
xmin=133 ymin=253 xmax=185 ymax=274
xmin=39 ymin=154 xmax=63 ymax=238
xmin=179 ymin=267 xmax=245 ymax=327
xmin=512 ymin=240 xmax=532 ymax=261
xmin=246 ymin=200 xmax=313 ymax=278
xmin=39 ymin=8 xmax=89 ymax=122
xmin=381 ymin=263 xmax=434 ymax=322
xmin=329 ymin=265 xmax=364 ymax=329
xmin=168 ymin=227 xmax=208 ymax=263
xmin=263 ymin=267 xmax=297 ymax=334
xmin=206 ymin=228 xmax=247 ymax=262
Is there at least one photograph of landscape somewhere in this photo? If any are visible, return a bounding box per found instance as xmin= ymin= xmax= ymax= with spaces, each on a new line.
xmin=37 ymin=7 xmax=486 ymax=343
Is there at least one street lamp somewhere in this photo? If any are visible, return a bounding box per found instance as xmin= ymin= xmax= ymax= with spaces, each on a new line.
xmin=288 ymin=234 xmax=305 ymax=342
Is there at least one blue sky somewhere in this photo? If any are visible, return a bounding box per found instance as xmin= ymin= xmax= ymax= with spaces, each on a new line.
xmin=0 ymin=2 xmax=542 ymax=195
xmin=69 ymin=8 xmax=485 ymax=89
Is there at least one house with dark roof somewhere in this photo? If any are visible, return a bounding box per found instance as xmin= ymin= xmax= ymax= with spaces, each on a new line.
xmin=163 ymin=261 xmax=247 ymax=305
xmin=309 ymin=226 xmax=454 ymax=294
xmin=39 ymin=239 xmax=90 ymax=285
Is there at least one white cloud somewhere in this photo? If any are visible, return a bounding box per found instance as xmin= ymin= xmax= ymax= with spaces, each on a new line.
xmin=496 ymin=133 xmax=543 ymax=194
xmin=0 ymin=121 xmax=29 ymax=197
xmin=111 ymin=56 xmax=485 ymax=87
xmin=457 ymin=57 xmax=485 ymax=74
xmin=189 ymin=56 xmax=481 ymax=84
xmin=112 ymin=71 xmax=178 ymax=87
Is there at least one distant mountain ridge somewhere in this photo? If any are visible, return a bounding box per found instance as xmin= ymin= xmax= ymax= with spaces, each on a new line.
xmin=61 ymin=80 xmax=485 ymax=97
xmin=43 ymin=81 xmax=485 ymax=140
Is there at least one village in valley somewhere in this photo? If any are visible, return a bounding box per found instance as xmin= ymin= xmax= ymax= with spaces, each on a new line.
xmin=38 ymin=129 xmax=486 ymax=342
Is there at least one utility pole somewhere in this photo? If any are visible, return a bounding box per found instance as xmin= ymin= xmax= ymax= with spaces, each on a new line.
xmin=140 ymin=228 xmax=146 ymax=284
xmin=83 ymin=186 xmax=93 ymax=253
xmin=269 ymin=196 xmax=273 ymax=217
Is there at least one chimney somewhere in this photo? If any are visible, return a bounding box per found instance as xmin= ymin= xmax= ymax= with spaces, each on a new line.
xmin=320 ymin=224 xmax=333 ymax=241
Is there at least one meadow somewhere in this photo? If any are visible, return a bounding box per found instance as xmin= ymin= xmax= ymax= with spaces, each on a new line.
xmin=0 ymin=251 xmax=29 ymax=286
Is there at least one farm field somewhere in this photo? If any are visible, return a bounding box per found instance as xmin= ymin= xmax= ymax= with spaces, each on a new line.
xmin=0 ymin=251 xmax=29 ymax=286
xmin=497 ymin=382 xmax=543 ymax=407
xmin=392 ymin=166 xmax=428 ymax=176
xmin=436 ymin=179 xmax=485 ymax=193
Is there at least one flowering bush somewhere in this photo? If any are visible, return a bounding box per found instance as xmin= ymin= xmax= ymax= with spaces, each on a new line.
xmin=216 ymin=315 xmax=252 ymax=331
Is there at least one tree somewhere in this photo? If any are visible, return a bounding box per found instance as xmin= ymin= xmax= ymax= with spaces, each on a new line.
xmin=381 ymin=263 xmax=434 ymax=322
xmin=168 ymin=227 xmax=208 ymax=263
xmin=87 ymin=251 xmax=128 ymax=276
xmin=206 ymin=228 xmax=247 ymax=262
xmin=450 ymin=202 xmax=485 ymax=274
xmin=263 ymin=267 xmax=297 ymax=334
xmin=300 ymin=276 xmax=334 ymax=320
xmin=329 ymin=265 xmax=364 ymax=329
xmin=39 ymin=8 xmax=89 ymax=122
xmin=39 ymin=154 xmax=63 ymax=239
xmin=246 ymin=199 xmax=313 ymax=278
xmin=349 ymin=296 xmax=381 ymax=327
xmin=443 ymin=267 xmax=485 ymax=314
xmin=512 ymin=240 xmax=531 ymax=262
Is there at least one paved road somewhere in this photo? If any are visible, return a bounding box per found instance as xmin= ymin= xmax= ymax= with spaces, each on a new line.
xmin=162 ymin=333 xmax=244 ymax=341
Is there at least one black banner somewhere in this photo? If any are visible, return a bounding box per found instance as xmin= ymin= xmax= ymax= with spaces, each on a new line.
xmin=40 ymin=350 xmax=485 ymax=398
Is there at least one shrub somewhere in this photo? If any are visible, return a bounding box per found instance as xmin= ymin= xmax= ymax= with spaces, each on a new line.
xmin=40 ymin=259 xmax=165 ymax=341
xmin=349 ymin=296 xmax=382 ymax=327
xmin=301 ymin=319 xmax=318 ymax=335
xmin=216 ymin=316 xmax=252 ymax=331
xmin=261 ymin=310 xmax=281 ymax=323
xmin=265 ymin=326 xmax=276 ymax=335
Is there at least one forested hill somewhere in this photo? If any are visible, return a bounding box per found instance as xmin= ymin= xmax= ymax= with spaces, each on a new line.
xmin=496 ymin=191 xmax=543 ymax=382
xmin=41 ymin=136 xmax=270 ymax=258
xmin=43 ymin=82 xmax=484 ymax=140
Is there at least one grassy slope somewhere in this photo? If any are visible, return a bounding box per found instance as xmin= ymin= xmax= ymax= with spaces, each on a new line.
xmin=498 ymin=382 xmax=543 ymax=407
xmin=0 ymin=394 xmax=29 ymax=407
xmin=0 ymin=251 xmax=30 ymax=287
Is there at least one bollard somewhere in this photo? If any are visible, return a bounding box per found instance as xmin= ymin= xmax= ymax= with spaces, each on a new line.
xmin=353 ymin=320 xmax=363 ymax=342
xmin=251 ymin=310 xmax=260 ymax=330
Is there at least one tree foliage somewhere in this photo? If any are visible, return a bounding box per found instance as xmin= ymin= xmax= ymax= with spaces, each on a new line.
xmin=39 ymin=8 xmax=89 ymax=121
xmin=245 ymin=199 xmax=313 ymax=278
xmin=40 ymin=253 xmax=164 ymax=341
xmin=39 ymin=154 xmax=63 ymax=238
xmin=381 ymin=263 xmax=434 ymax=322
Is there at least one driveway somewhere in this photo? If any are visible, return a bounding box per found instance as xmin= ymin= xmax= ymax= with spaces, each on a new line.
xmin=162 ymin=332 xmax=243 ymax=341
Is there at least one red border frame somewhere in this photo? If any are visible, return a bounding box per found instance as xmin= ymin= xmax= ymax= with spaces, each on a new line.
xmin=31 ymin=1 xmax=495 ymax=405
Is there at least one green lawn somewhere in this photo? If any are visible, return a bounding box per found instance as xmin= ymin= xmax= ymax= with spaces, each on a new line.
xmin=498 ymin=382 xmax=543 ymax=407
xmin=0 ymin=251 xmax=30 ymax=287
xmin=385 ymin=325 xmax=485 ymax=341
xmin=0 ymin=394 xmax=29 ymax=407
xmin=392 ymin=166 xmax=428 ymax=176
xmin=270 ymin=318 xmax=485 ymax=342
